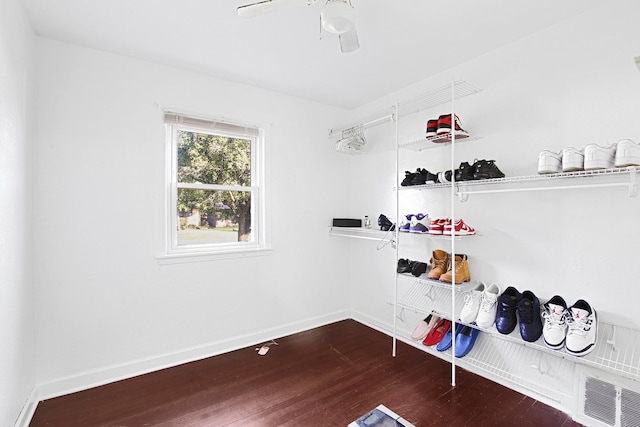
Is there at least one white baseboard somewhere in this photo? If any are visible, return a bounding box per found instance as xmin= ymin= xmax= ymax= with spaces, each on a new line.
xmin=350 ymin=310 xmax=393 ymax=336
xmin=14 ymin=387 xmax=38 ymax=427
xmin=35 ymin=310 xmax=350 ymax=402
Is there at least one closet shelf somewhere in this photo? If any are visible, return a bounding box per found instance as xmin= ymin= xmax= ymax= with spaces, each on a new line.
xmin=399 ymin=278 xmax=640 ymax=382
xmin=394 ymin=309 xmax=574 ymax=403
xmin=329 ymin=81 xmax=481 ymax=139
xmin=328 ymin=226 xmax=391 ymax=241
xmin=398 ymin=231 xmax=478 ymax=240
xmin=398 ymin=134 xmax=481 ymax=152
xmin=398 ymin=166 xmax=639 ymax=198
xmin=396 ymin=80 xmax=482 ymax=118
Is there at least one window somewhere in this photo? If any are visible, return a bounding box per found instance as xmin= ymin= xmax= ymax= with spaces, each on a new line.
xmin=163 ymin=112 xmax=267 ymax=259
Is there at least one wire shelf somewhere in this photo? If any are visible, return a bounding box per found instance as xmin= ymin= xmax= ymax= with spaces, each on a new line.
xmin=396 ymin=277 xmax=474 ymax=318
xmin=398 ymin=134 xmax=481 ymax=152
xmin=398 ymin=166 xmax=639 ymax=197
xmin=328 ymin=226 xmax=390 ymax=240
xmin=396 ymin=231 xmax=478 ymax=240
xmin=397 ymin=80 xmax=482 ymax=118
xmin=449 ymin=303 xmax=640 ymax=382
xmin=394 ymin=309 xmax=574 ymax=402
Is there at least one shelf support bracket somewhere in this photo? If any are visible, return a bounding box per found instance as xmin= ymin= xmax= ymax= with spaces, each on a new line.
xmin=606 ymin=325 xmax=618 ymax=352
xmin=456 ymin=184 xmax=469 ymax=202
xmin=423 ymin=283 xmax=436 ymax=301
xmin=628 ymin=167 xmax=637 ymax=197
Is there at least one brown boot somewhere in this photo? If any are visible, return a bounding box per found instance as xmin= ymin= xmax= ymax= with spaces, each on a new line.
xmin=439 ymin=254 xmax=470 ymax=284
xmin=427 ymin=250 xmax=450 ymax=280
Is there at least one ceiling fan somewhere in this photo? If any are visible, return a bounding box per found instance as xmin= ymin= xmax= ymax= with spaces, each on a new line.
xmin=237 ymin=0 xmax=360 ymax=53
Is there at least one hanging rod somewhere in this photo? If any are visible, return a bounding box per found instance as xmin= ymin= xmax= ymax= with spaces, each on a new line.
xmin=328 ymin=113 xmax=394 ymax=138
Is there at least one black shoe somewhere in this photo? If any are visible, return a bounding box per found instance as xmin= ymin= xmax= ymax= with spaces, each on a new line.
xmin=397 ymin=258 xmax=414 ymax=274
xmin=378 ymin=214 xmax=395 ymax=231
xmin=473 ymin=159 xmax=505 ymax=180
xmin=455 ymin=161 xmax=476 ymax=181
xmin=411 ymin=168 xmax=438 ymax=185
xmin=438 ymin=170 xmax=457 ymax=183
xmin=411 ymin=261 xmax=429 ymax=277
xmin=401 ymin=171 xmax=416 ymax=186
xmin=411 ymin=168 xmax=427 ymax=185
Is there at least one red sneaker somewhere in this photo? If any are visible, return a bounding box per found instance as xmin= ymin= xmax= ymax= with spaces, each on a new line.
xmin=436 ymin=114 xmax=469 ymax=140
xmin=443 ymin=219 xmax=476 ymax=236
xmin=428 ymin=218 xmax=447 ymax=235
xmin=425 ymin=119 xmax=438 ymax=138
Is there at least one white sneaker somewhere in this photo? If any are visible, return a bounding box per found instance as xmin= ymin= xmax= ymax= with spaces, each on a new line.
xmin=475 ymin=283 xmax=501 ymax=328
xmin=538 ymin=150 xmax=562 ymax=174
xmin=459 ymin=282 xmax=485 ymax=324
xmin=614 ymin=139 xmax=640 ymax=167
xmin=562 ymin=147 xmax=584 ymax=172
xmin=409 ymin=213 xmax=430 ymax=233
xmin=584 ymin=143 xmax=616 ymax=170
xmin=541 ymin=295 xmax=568 ymax=349
xmin=565 ymin=299 xmax=597 ymax=356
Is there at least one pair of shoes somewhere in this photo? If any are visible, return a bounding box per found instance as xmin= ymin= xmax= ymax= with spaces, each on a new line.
xmin=455 ymin=159 xmax=506 ymax=181
xmin=542 ymin=296 xmax=597 ymax=356
xmin=459 ymin=283 xmax=501 ymax=328
xmin=538 ymin=139 xmax=640 ymax=173
xmin=396 ymin=259 xmax=429 ymax=277
xmin=495 ymin=287 xmax=543 ymax=342
xmin=427 ymin=218 xmax=475 ymax=236
xmin=423 ymin=318 xmax=451 ymax=346
xmin=436 ymin=323 xmax=480 ymax=357
xmin=399 ymin=213 xmax=430 ymax=233
xmin=427 ymin=250 xmax=471 ymax=284
xmin=411 ymin=313 xmax=441 ymax=340
xmin=378 ymin=214 xmax=395 ymax=231
xmin=401 ymin=168 xmax=439 ymax=186
xmin=538 ymin=148 xmax=585 ymax=174
xmin=439 ymin=255 xmax=470 ymax=284
xmin=425 ymin=114 xmax=470 ymax=141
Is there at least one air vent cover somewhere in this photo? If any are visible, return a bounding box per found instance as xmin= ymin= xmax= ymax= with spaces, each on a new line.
xmin=583 ymin=376 xmax=616 ymax=426
xmin=621 ymin=388 xmax=640 ymax=427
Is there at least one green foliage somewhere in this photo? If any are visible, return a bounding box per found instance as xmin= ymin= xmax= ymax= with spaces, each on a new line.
xmin=176 ymin=130 xmax=252 ymax=239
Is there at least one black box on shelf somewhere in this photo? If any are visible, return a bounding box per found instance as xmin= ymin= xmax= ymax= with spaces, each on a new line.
xmin=332 ymin=218 xmax=362 ymax=227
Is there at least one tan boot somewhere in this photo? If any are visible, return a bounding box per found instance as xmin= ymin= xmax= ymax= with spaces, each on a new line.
xmin=427 ymin=249 xmax=450 ymax=280
xmin=439 ymin=254 xmax=470 ymax=284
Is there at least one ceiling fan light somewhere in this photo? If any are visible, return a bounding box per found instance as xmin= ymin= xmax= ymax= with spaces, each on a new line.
xmin=321 ymin=1 xmax=355 ymax=35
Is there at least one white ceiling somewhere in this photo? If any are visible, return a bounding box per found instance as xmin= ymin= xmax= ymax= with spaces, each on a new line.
xmin=22 ymin=0 xmax=604 ymax=109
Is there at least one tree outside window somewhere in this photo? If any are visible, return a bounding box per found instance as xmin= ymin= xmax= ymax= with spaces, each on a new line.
xmin=165 ymin=113 xmax=263 ymax=254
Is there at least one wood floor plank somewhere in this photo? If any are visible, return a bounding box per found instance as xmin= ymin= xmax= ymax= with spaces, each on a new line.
xmin=30 ymin=320 xmax=582 ymax=426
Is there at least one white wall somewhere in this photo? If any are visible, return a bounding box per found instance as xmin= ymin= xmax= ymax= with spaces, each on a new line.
xmin=0 ymin=0 xmax=35 ymax=425
xmin=32 ymin=39 xmax=352 ymax=396
xmin=347 ymin=0 xmax=640 ymax=332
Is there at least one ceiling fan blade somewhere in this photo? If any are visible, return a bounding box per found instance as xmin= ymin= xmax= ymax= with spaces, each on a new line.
xmin=237 ymin=0 xmax=313 ymax=18
xmin=338 ymin=28 xmax=359 ymax=53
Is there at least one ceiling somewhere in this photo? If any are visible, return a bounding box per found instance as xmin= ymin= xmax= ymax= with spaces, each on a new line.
xmin=21 ymin=0 xmax=603 ymax=109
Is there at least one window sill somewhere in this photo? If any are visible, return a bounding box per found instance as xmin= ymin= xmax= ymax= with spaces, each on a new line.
xmin=156 ymin=247 xmax=272 ymax=265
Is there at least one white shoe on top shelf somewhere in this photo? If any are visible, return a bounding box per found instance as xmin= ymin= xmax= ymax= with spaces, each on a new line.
xmin=584 ymin=142 xmax=616 ymax=170
xmin=614 ymin=139 xmax=640 ymax=167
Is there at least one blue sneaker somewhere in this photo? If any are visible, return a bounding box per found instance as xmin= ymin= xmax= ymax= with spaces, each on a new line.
xmin=518 ymin=290 xmax=543 ymax=342
xmin=455 ymin=326 xmax=480 ymax=358
xmin=495 ymin=286 xmax=521 ymax=334
xmin=436 ymin=323 xmax=461 ymax=352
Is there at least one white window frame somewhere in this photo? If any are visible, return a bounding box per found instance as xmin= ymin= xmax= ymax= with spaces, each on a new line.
xmin=158 ymin=111 xmax=269 ymax=263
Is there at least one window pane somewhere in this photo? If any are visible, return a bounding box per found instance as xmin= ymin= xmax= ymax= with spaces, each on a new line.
xmin=177 ymin=130 xmax=251 ymax=186
xmin=176 ymin=189 xmax=252 ymax=245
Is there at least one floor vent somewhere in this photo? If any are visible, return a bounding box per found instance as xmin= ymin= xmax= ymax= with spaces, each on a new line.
xmin=584 ymin=376 xmax=616 ymax=425
xmin=581 ymin=374 xmax=640 ymax=427
xmin=621 ymin=388 xmax=640 ymax=426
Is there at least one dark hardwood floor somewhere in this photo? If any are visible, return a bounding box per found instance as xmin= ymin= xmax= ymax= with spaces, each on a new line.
xmin=30 ymin=320 xmax=582 ymax=426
